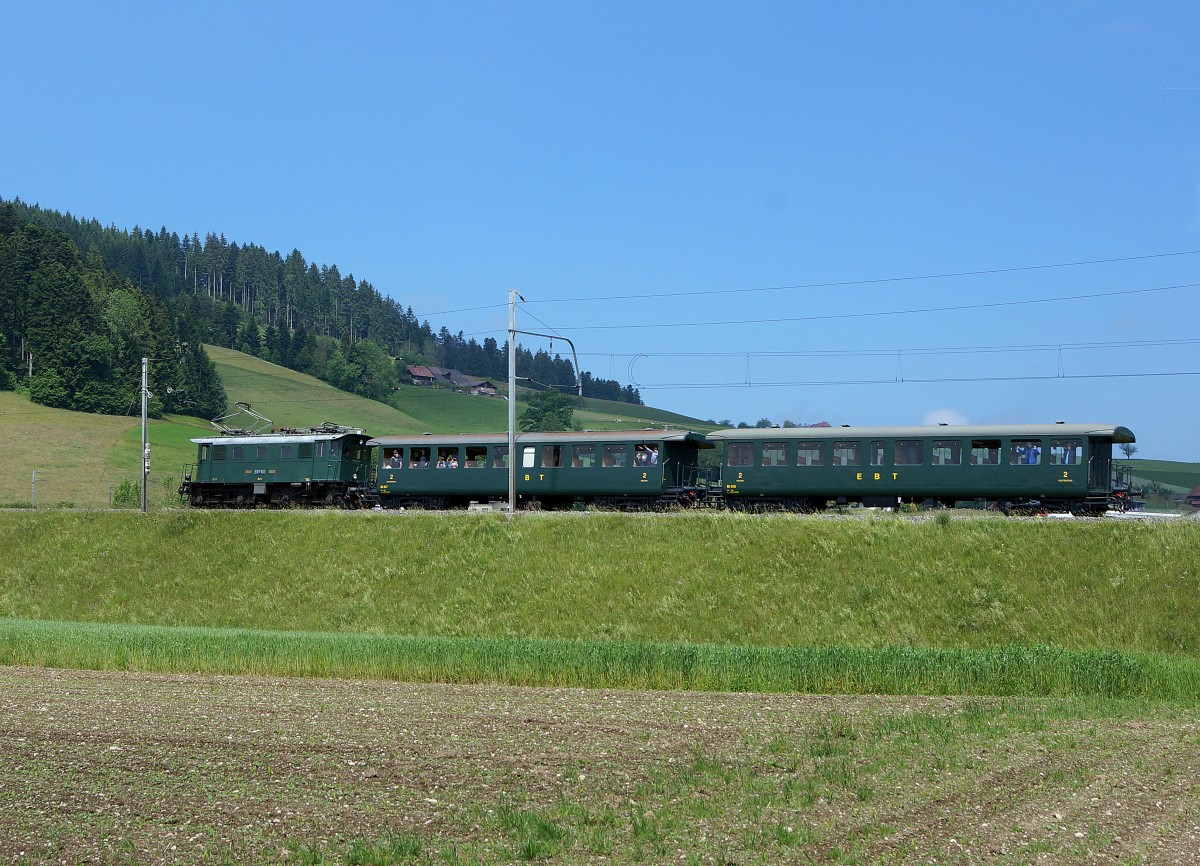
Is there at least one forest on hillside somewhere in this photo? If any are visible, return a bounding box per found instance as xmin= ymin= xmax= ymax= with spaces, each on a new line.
xmin=0 ymin=198 xmax=642 ymax=410
xmin=0 ymin=204 xmax=226 ymax=418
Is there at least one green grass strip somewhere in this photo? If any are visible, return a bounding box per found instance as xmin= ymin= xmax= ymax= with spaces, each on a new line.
xmin=2 ymin=618 xmax=1197 ymax=701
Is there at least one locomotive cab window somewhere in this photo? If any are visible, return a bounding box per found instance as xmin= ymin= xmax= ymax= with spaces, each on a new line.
xmin=601 ymin=444 xmax=627 ymax=468
xmin=492 ymin=446 xmax=509 ymax=469
xmin=231 ymin=446 xmax=244 ymax=460
xmin=212 ymin=445 xmax=226 ymax=461
xmin=932 ymin=440 xmax=962 ymax=466
xmin=571 ymin=444 xmax=596 ymax=468
xmin=894 ymin=440 xmax=924 ymax=465
xmin=256 ymin=445 xmax=267 ymax=460
xmin=316 ymin=442 xmax=327 ymax=458
xmin=299 ymin=443 xmax=314 ymax=460
xmin=727 ymin=442 xmax=753 ymax=467
xmin=1050 ymin=439 xmax=1082 ymax=465
xmin=465 ymin=446 xmax=487 ymax=468
xmin=280 ymin=445 xmax=292 ymax=460
xmin=762 ymin=442 xmax=787 ymax=466
xmin=870 ymin=441 xmax=886 ymax=467
xmin=832 ymin=442 xmax=861 ymax=467
xmin=796 ymin=442 xmax=823 ymax=467
xmin=970 ymin=440 xmax=1000 ymax=465
xmin=1010 ymin=439 xmax=1042 ymax=465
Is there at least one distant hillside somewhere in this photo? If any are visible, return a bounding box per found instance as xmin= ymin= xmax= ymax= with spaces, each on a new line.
xmin=1124 ymin=459 xmax=1200 ymax=493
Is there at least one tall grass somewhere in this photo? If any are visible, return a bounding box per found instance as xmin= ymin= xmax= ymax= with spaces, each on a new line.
xmin=2 ymin=619 xmax=1197 ymax=699
xmin=1 ymin=511 xmax=1196 ymax=654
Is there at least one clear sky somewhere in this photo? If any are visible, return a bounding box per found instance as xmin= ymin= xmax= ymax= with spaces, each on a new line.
xmin=3 ymin=1 xmax=1198 ymax=460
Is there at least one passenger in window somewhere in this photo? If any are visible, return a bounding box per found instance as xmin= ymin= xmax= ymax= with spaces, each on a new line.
xmin=646 ymin=445 xmax=658 ymax=465
xmin=448 ymin=456 xmax=459 ymax=469
xmin=385 ymin=450 xmax=402 ymax=469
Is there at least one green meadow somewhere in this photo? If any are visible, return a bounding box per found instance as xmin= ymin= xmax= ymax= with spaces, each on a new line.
xmin=1 ymin=510 xmax=1197 ymax=699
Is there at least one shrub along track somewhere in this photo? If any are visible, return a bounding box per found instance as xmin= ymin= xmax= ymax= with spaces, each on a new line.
xmin=1 ymin=666 xmax=1197 ymax=865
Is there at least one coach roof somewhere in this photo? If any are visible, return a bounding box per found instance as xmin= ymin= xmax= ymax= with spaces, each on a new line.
xmin=706 ymin=424 xmax=1135 ymax=443
xmin=367 ymin=430 xmax=713 ymax=448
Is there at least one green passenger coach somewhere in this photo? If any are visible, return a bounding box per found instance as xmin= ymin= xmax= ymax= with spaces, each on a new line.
xmin=180 ymin=425 xmax=372 ymax=508
xmin=706 ymin=423 xmax=1135 ymax=514
xmin=368 ymin=430 xmax=714 ymax=509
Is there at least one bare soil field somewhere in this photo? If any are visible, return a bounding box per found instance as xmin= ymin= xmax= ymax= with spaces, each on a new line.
xmin=1 ymin=666 xmax=1197 ymax=865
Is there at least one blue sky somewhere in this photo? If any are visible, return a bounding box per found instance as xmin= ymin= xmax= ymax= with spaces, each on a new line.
xmin=3 ymin=1 xmax=1198 ymax=460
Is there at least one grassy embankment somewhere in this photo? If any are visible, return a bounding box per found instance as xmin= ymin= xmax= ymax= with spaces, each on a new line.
xmin=2 ymin=511 xmax=1197 ymax=699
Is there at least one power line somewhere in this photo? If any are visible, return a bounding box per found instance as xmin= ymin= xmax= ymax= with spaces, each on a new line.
xmin=546 ymin=281 xmax=1200 ymax=332
xmin=634 ymin=370 xmax=1200 ymax=390
xmin=412 ymin=248 xmax=1200 ymax=318
xmin=572 ymin=337 xmax=1200 ymax=361
xmin=527 ymin=249 xmax=1200 ymax=304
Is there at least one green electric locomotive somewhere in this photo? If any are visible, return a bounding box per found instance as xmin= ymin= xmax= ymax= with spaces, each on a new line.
xmin=706 ymin=423 xmax=1135 ymax=514
xmin=179 ymin=424 xmax=372 ymax=508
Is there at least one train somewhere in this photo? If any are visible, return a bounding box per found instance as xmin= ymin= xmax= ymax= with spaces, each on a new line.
xmin=179 ymin=421 xmax=1136 ymax=514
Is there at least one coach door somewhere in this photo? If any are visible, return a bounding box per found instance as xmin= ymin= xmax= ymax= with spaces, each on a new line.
xmin=1088 ymin=437 xmax=1111 ymax=490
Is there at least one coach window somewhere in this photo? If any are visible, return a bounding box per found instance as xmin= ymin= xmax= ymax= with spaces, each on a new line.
xmin=492 ymin=446 xmax=509 ymax=468
xmin=970 ymin=440 xmax=1001 ymax=465
xmin=280 ymin=445 xmax=292 ymax=460
xmin=1050 ymin=439 xmax=1082 ymax=465
xmin=572 ymin=444 xmax=596 ymax=468
xmin=601 ymin=444 xmax=627 ymax=468
xmin=213 ymin=445 xmax=226 ymax=461
xmin=256 ymin=445 xmax=268 ymax=460
xmin=796 ymin=442 xmax=823 ymax=467
xmin=231 ymin=446 xmax=244 ymax=460
xmin=932 ymin=440 xmax=962 ymax=466
xmin=870 ymin=440 xmax=886 ymax=467
xmin=727 ymin=442 xmax=753 ymax=467
xmin=522 ymin=446 xmax=537 ymax=469
xmin=437 ymin=448 xmax=460 ymax=468
xmin=541 ymin=445 xmax=563 ymax=468
xmin=299 ymin=443 xmax=314 ymax=460
xmin=894 ymin=440 xmax=924 ymax=465
xmin=465 ymin=446 xmax=487 ymax=468
xmin=833 ymin=441 xmax=861 ymax=467
xmin=1010 ymin=439 xmax=1042 ymax=466
xmin=762 ymin=441 xmax=787 ymax=466
xmin=410 ymin=447 xmax=431 ymax=468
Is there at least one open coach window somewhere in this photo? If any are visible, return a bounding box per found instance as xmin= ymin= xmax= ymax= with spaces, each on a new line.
xmin=970 ymin=440 xmax=1000 ymax=466
xmin=1010 ymin=439 xmax=1042 ymax=465
xmin=727 ymin=442 xmax=753 ymax=467
xmin=601 ymin=444 xmax=627 ymax=468
xmin=1050 ymin=439 xmax=1082 ymax=465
